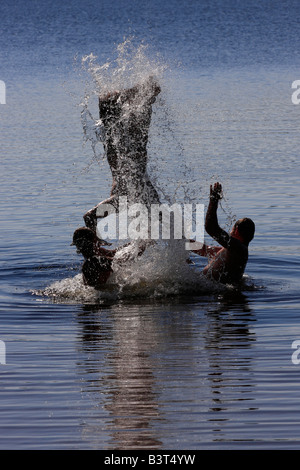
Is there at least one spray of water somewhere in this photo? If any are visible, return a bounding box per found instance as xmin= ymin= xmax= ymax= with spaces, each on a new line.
xmin=40 ymin=39 xmax=231 ymax=303
xmin=80 ymin=39 xmax=166 ymax=164
xmin=41 ymin=241 xmax=221 ymax=303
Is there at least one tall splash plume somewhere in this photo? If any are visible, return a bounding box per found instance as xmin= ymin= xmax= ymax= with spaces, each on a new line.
xmin=79 ymin=39 xmax=192 ymax=205
xmin=39 ymin=40 xmax=222 ymax=303
xmin=80 ymin=42 xmax=197 ymax=297
xmin=80 ymin=40 xmax=165 ymax=168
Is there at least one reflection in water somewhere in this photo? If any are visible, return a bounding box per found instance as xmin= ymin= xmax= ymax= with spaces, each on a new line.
xmin=104 ymin=306 xmax=162 ymax=449
xmin=75 ymin=293 xmax=257 ymax=449
xmin=204 ymin=293 xmax=257 ymax=442
xmin=76 ymin=302 xmax=164 ymax=449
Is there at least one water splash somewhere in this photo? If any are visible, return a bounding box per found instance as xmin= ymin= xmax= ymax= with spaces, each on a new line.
xmin=82 ymin=39 xmax=165 ymax=95
xmin=38 ymin=39 xmax=238 ymax=303
xmin=39 ymin=239 xmax=224 ymax=303
xmin=80 ymin=39 xmax=166 ymax=164
xmin=79 ymin=38 xmax=194 ymax=205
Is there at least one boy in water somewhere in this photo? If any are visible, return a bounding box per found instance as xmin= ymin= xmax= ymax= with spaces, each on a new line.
xmin=71 ymin=227 xmax=115 ymax=287
xmin=72 ymin=77 xmax=161 ymax=288
xmin=83 ymin=76 xmax=161 ymax=231
xmin=71 ymin=227 xmax=150 ymax=289
xmin=75 ymin=79 xmax=255 ymax=288
xmin=191 ymin=182 xmax=255 ymax=285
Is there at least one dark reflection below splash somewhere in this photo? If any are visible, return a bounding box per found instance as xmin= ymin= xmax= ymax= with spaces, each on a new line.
xmin=76 ymin=301 xmax=166 ymax=449
xmin=75 ymin=292 xmax=256 ymax=449
xmin=205 ymin=293 xmax=257 ymax=438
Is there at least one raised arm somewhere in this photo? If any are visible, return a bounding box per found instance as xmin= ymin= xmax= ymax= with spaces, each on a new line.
xmin=205 ymin=182 xmax=230 ymax=248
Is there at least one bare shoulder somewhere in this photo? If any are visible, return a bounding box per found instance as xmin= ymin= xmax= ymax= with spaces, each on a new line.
xmin=227 ymin=236 xmax=248 ymax=255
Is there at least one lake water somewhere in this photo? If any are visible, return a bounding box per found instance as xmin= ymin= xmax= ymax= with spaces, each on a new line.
xmin=1 ymin=0 xmax=300 ymax=450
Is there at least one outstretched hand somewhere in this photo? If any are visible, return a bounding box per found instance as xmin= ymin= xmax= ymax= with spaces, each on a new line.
xmin=210 ymin=182 xmax=223 ymax=201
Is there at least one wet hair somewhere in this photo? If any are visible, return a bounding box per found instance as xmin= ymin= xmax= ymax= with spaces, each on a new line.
xmin=72 ymin=227 xmax=94 ymax=245
xmin=234 ymin=218 xmax=255 ymax=244
xmin=71 ymin=227 xmax=95 ymax=258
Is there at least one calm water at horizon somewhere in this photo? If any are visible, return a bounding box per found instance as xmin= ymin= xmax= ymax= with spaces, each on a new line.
xmin=1 ymin=0 xmax=300 ymax=450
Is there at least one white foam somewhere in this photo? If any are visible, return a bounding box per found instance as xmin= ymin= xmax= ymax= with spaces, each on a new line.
xmin=81 ymin=39 xmax=166 ymax=97
xmin=37 ymin=240 xmax=223 ymax=303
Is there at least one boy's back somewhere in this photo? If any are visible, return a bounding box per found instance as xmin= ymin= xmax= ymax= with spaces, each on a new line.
xmin=202 ymin=236 xmax=248 ymax=285
xmin=193 ymin=182 xmax=255 ymax=285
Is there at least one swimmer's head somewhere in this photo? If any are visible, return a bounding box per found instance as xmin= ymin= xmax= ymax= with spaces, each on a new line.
xmin=231 ymin=218 xmax=255 ymax=244
xmin=71 ymin=227 xmax=95 ymax=258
